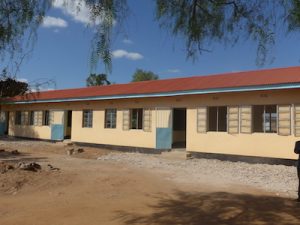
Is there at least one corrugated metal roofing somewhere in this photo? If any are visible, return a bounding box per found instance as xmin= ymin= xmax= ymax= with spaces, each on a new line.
xmin=4 ymin=66 xmax=300 ymax=103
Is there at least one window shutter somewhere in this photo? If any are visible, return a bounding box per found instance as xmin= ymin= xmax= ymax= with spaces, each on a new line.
xmin=295 ymin=105 xmax=300 ymax=137
xmin=143 ymin=108 xmax=152 ymax=132
xmin=49 ymin=111 xmax=54 ymax=125
xmin=33 ymin=111 xmax=38 ymax=126
xmin=228 ymin=106 xmax=239 ymax=134
xmin=23 ymin=111 xmax=28 ymax=125
xmin=240 ymin=106 xmax=252 ymax=134
xmin=197 ymin=107 xmax=207 ymax=133
xmin=277 ymin=105 xmax=291 ymax=136
xmin=37 ymin=111 xmax=43 ymax=126
xmin=122 ymin=109 xmax=130 ymax=130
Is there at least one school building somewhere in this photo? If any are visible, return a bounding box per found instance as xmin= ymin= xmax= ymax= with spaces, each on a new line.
xmin=1 ymin=66 xmax=300 ymax=163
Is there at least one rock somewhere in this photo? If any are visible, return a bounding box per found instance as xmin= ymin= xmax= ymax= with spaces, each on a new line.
xmin=47 ymin=164 xmax=60 ymax=171
xmin=18 ymin=162 xmax=41 ymax=172
xmin=97 ymin=152 xmax=299 ymax=198
xmin=186 ymin=152 xmax=193 ymax=159
xmin=74 ymin=148 xmax=84 ymax=154
xmin=6 ymin=165 xmax=14 ymax=170
xmin=67 ymin=149 xmax=74 ymax=155
xmin=11 ymin=150 xmax=20 ymax=155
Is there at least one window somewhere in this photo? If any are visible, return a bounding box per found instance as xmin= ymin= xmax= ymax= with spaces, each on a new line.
xmin=253 ymin=105 xmax=277 ymax=133
xmin=208 ymin=106 xmax=227 ymax=132
xmin=82 ymin=110 xmax=93 ymax=128
xmin=105 ymin=109 xmax=117 ymax=128
xmin=15 ymin=111 xmax=22 ymax=125
xmin=29 ymin=111 xmax=35 ymax=125
xmin=42 ymin=110 xmax=50 ymax=126
xmin=131 ymin=109 xmax=143 ymax=129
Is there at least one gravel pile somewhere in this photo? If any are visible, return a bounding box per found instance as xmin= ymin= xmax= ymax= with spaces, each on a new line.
xmin=98 ymin=152 xmax=298 ymax=197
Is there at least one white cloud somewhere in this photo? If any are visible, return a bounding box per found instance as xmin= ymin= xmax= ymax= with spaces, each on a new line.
xmin=52 ymin=0 xmax=102 ymax=25
xmin=166 ymin=69 xmax=181 ymax=73
xmin=122 ymin=39 xmax=133 ymax=44
xmin=30 ymin=88 xmax=54 ymax=93
xmin=17 ymin=78 xmax=28 ymax=83
xmin=112 ymin=49 xmax=143 ymax=60
xmin=42 ymin=16 xmax=68 ymax=28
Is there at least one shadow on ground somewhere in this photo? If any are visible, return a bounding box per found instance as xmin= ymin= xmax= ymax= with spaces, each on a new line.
xmin=116 ymin=191 xmax=300 ymax=225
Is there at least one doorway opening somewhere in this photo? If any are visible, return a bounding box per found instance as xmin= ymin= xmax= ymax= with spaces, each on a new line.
xmin=64 ymin=110 xmax=72 ymax=139
xmin=172 ymin=108 xmax=186 ymax=148
xmin=4 ymin=112 xmax=9 ymax=135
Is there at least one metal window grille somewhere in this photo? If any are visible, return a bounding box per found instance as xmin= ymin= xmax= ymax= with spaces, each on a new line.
xmin=15 ymin=111 xmax=22 ymax=125
xmin=82 ymin=110 xmax=93 ymax=128
xmin=105 ymin=109 xmax=117 ymax=128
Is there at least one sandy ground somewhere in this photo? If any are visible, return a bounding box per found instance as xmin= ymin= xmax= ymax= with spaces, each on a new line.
xmin=1 ymin=138 xmax=300 ymax=225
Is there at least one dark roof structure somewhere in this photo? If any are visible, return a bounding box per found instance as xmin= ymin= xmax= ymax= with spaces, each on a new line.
xmin=4 ymin=66 xmax=300 ymax=103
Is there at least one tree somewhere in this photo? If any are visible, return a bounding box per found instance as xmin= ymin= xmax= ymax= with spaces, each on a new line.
xmin=156 ymin=0 xmax=287 ymax=66
xmin=1 ymin=1 xmax=300 ymax=71
xmin=86 ymin=73 xmax=111 ymax=86
xmin=0 ymin=0 xmax=51 ymax=60
xmin=131 ymin=69 xmax=159 ymax=82
xmin=0 ymin=0 xmax=127 ymax=73
xmin=0 ymin=69 xmax=29 ymax=97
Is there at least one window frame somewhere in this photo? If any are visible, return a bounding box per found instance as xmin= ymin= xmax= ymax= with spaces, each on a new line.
xmin=82 ymin=109 xmax=93 ymax=128
xmin=104 ymin=109 xmax=117 ymax=129
xmin=42 ymin=110 xmax=50 ymax=126
xmin=252 ymin=104 xmax=277 ymax=133
xmin=29 ymin=111 xmax=35 ymax=126
xmin=15 ymin=111 xmax=22 ymax=125
xmin=130 ymin=108 xmax=143 ymax=130
xmin=207 ymin=106 xmax=228 ymax=132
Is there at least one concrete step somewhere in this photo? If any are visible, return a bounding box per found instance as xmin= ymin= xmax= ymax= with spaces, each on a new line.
xmin=160 ymin=150 xmax=187 ymax=160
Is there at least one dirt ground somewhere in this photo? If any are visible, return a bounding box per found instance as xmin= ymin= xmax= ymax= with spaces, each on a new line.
xmin=1 ymin=138 xmax=300 ymax=225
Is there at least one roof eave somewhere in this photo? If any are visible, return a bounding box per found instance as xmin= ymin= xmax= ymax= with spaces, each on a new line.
xmin=2 ymin=82 xmax=300 ymax=105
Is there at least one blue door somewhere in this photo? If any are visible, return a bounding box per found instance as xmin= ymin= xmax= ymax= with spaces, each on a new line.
xmin=0 ymin=112 xmax=7 ymax=136
xmin=155 ymin=108 xmax=172 ymax=150
xmin=156 ymin=128 xmax=172 ymax=149
xmin=51 ymin=124 xmax=64 ymax=141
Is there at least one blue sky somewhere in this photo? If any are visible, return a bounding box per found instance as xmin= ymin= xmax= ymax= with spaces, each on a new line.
xmin=7 ymin=0 xmax=300 ymax=90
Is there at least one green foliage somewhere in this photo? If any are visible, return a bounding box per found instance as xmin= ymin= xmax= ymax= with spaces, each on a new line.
xmin=0 ymin=0 xmax=51 ymax=59
xmin=155 ymin=0 xmax=290 ymax=66
xmin=288 ymin=0 xmax=300 ymax=31
xmin=87 ymin=0 xmax=128 ymax=73
xmin=131 ymin=69 xmax=159 ymax=82
xmin=86 ymin=73 xmax=111 ymax=86
xmin=2 ymin=0 xmax=300 ymax=72
xmin=0 ymin=69 xmax=29 ymax=97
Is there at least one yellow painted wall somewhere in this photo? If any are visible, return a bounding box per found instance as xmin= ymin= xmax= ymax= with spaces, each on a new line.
xmin=71 ymin=109 xmax=156 ymax=148
xmin=6 ymin=107 xmax=65 ymax=140
xmin=185 ymin=89 xmax=300 ymax=160
xmin=2 ymin=88 xmax=300 ymax=158
xmin=8 ymin=111 xmax=51 ymax=139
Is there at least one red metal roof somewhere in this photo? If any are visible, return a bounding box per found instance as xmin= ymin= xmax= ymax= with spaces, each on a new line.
xmin=5 ymin=66 xmax=300 ymax=103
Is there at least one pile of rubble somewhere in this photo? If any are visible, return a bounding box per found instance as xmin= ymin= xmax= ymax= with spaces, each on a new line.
xmin=0 ymin=149 xmax=60 ymax=173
